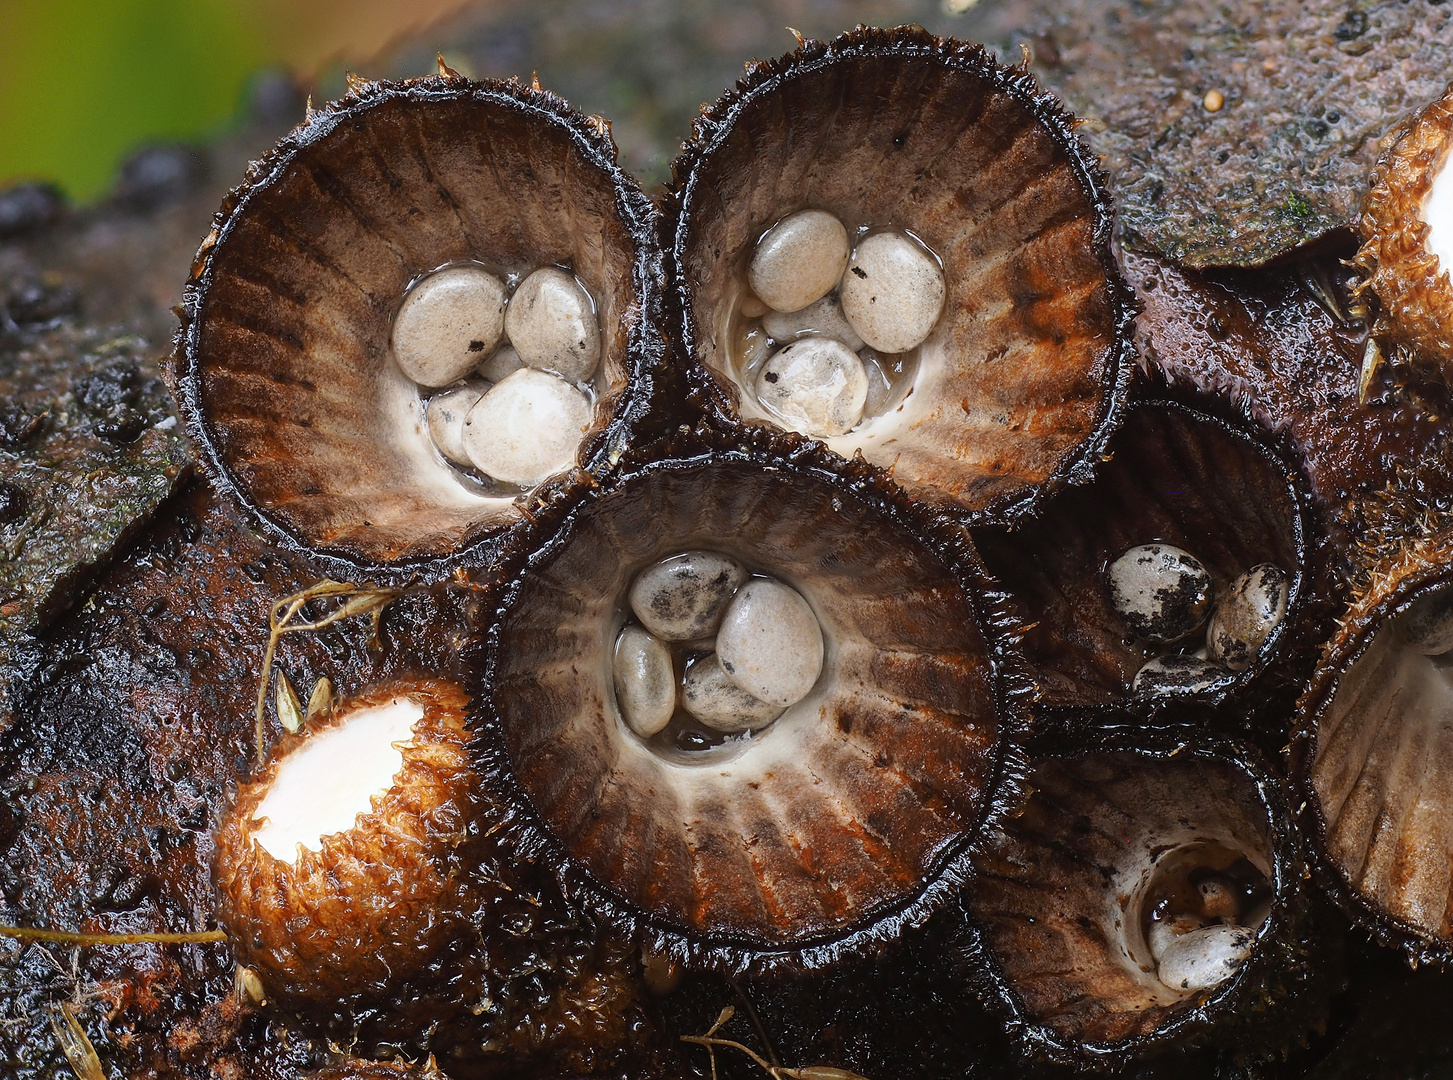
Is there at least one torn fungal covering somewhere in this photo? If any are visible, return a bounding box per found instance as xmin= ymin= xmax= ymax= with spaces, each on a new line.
xmin=1354 ymin=84 xmax=1453 ymax=381
xmin=1295 ymin=530 xmax=1453 ymax=963
xmin=214 ymin=679 xmax=476 ymax=1007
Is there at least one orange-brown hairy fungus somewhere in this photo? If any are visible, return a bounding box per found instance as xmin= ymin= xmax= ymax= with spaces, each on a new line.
xmin=1355 ymin=84 xmax=1453 ymax=381
xmin=214 ymin=679 xmax=476 ymax=1009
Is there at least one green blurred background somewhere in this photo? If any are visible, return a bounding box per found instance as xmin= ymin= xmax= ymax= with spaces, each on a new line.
xmin=0 ymin=0 xmax=977 ymax=201
xmin=0 ymin=0 xmax=474 ymax=199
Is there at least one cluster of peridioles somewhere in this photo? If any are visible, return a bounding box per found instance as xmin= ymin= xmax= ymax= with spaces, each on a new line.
xmin=400 ymin=263 xmax=601 ymax=489
xmin=612 ymin=549 xmax=823 ymax=749
xmin=727 ymin=208 xmax=942 ymax=438
xmin=159 ymin=27 xmax=1453 ymax=1080
xmin=1107 ymin=544 xmax=1289 ymax=696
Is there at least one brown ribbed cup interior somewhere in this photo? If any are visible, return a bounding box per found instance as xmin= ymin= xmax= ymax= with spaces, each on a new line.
xmin=491 ymin=458 xmax=1001 ymax=946
xmin=974 ymin=405 xmax=1301 ymax=707
xmin=676 ymin=47 xmax=1122 ymax=515
xmin=1310 ymin=577 xmax=1453 ymax=943
xmin=190 ymin=91 xmax=639 ymax=566
xmin=967 ymin=752 xmax=1273 ymax=1045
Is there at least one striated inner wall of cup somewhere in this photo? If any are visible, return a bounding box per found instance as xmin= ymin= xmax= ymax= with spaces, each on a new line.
xmin=193 ymin=92 xmax=638 ymax=564
xmin=491 ymin=458 xmax=1003 ymax=945
xmin=679 ymin=51 xmax=1119 ymax=512
xmin=1312 ymin=587 xmax=1453 ymax=940
xmin=974 ymin=406 xmax=1301 ymax=706
xmin=967 ymin=752 xmax=1274 ymax=1045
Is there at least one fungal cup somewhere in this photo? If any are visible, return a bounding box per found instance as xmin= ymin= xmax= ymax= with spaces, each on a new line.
xmin=1355 ymin=85 xmax=1453 ymax=381
xmin=669 ymin=28 xmax=1134 ymax=524
xmin=1296 ymin=539 xmax=1453 ymax=960
xmin=961 ymin=734 xmax=1323 ymax=1067
xmin=974 ymin=402 xmax=1307 ymax=717
xmin=472 ymin=428 xmax=1028 ymax=975
xmin=176 ymin=72 xmax=664 ymax=581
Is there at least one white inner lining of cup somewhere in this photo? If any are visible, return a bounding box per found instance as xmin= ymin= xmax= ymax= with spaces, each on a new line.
xmin=1423 ymin=149 xmax=1453 ymax=282
xmin=1110 ymin=825 xmax=1272 ymax=1005
xmin=251 ymin=696 xmax=424 ymax=861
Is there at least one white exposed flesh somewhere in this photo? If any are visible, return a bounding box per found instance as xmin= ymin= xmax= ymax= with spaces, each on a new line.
xmin=251 ymin=697 xmax=424 ymax=861
xmin=1424 ymin=151 xmax=1453 ymax=281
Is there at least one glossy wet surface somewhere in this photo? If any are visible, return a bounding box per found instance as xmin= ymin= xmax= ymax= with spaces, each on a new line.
xmin=6 ymin=1 xmax=1453 ymax=1077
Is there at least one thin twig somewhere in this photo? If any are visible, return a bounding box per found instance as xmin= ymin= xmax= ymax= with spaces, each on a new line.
xmin=1 ymin=925 xmax=227 ymax=945
xmin=682 ymin=1034 xmax=776 ymax=1073
xmin=732 ymin=980 xmax=782 ymax=1069
xmin=682 ymin=1007 xmax=872 ymax=1080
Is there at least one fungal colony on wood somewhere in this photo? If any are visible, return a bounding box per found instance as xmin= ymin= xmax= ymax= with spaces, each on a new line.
xmin=150 ymin=23 xmax=1421 ymax=1075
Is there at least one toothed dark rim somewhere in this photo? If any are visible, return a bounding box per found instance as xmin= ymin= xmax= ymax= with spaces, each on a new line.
xmin=1004 ymin=398 xmax=1315 ymax=732
xmin=1290 ymin=537 xmax=1453 ymax=968
xmin=664 ymin=24 xmax=1138 ymax=528
xmin=173 ymin=73 xmax=672 ymax=587
xmin=466 ymin=421 xmax=1035 ymax=978
xmin=955 ymin=725 xmax=1317 ymax=1070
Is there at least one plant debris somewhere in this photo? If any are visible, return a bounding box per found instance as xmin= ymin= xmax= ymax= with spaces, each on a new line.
xmin=48 ymin=1003 xmax=103 ymax=1080
xmin=253 ymin=580 xmax=403 ymax=757
xmin=682 ymin=1006 xmax=873 ymax=1080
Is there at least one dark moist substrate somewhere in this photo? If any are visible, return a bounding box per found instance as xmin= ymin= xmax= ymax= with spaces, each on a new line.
xmin=6 ymin=2 xmax=1453 ymax=1078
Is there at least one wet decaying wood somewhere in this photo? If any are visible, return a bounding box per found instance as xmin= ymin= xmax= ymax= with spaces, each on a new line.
xmin=6 ymin=4 xmax=1453 ymax=1079
xmin=959 ymin=0 xmax=1453 ymax=268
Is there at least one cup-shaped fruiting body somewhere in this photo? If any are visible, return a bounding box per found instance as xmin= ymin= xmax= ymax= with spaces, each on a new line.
xmin=176 ymin=72 xmax=666 ymax=583
xmin=1293 ymin=530 xmax=1453 ymax=964
xmin=973 ymin=402 xmax=1307 ymax=720
xmin=471 ymin=425 xmax=1030 ymax=975
xmin=668 ymin=27 xmax=1135 ymax=526
xmin=960 ymin=731 xmax=1324 ymax=1068
xmin=214 ymin=679 xmax=475 ymax=1008
xmin=1354 ymin=84 xmax=1453 ymax=381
